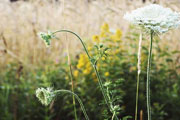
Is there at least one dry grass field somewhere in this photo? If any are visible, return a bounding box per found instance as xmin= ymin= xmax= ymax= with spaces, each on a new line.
xmin=0 ymin=0 xmax=180 ymax=69
xmin=1 ymin=1 xmax=180 ymax=120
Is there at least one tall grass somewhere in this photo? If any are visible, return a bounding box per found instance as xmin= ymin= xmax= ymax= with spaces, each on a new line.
xmin=0 ymin=0 xmax=180 ymax=69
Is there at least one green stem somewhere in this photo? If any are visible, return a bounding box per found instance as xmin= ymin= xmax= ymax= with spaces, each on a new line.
xmin=135 ymin=73 xmax=140 ymax=120
xmin=66 ymin=38 xmax=78 ymax=120
xmin=147 ymin=30 xmax=153 ymax=120
xmin=112 ymin=111 xmax=116 ymax=120
xmin=69 ymin=64 xmax=78 ymax=120
xmin=55 ymin=90 xmax=89 ymax=120
xmin=53 ymin=30 xmax=119 ymax=120
xmin=135 ymin=31 xmax=142 ymax=120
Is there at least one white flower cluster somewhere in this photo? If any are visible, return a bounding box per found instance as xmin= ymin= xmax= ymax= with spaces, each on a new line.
xmin=124 ymin=4 xmax=180 ymax=33
xmin=36 ymin=87 xmax=55 ymax=106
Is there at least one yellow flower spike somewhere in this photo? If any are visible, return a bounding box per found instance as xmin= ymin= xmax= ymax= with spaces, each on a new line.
xmin=100 ymin=31 xmax=107 ymax=38
xmin=73 ymin=70 xmax=79 ymax=77
xmin=83 ymin=69 xmax=89 ymax=75
xmin=86 ymin=62 xmax=92 ymax=69
xmin=110 ymin=35 xmax=117 ymax=42
xmin=105 ymin=72 xmax=110 ymax=77
xmin=101 ymin=23 xmax=109 ymax=32
xmin=115 ymin=29 xmax=122 ymax=38
xmin=87 ymin=46 xmax=92 ymax=51
xmin=92 ymin=73 xmax=98 ymax=82
xmin=101 ymin=57 xmax=106 ymax=61
xmin=110 ymin=29 xmax=123 ymax=42
xmin=79 ymin=54 xmax=86 ymax=59
xmin=92 ymin=35 xmax=100 ymax=43
xmin=77 ymin=62 xmax=84 ymax=69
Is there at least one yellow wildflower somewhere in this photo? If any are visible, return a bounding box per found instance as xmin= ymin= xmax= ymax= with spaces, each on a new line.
xmin=100 ymin=23 xmax=110 ymax=38
xmin=92 ymin=73 xmax=98 ymax=82
xmin=101 ymin=23 xmax=109 ymax=32
xmin=92 ymin=35 xmax=100 ymax=43
xmin=77 ymin=62 xmax=84 ymax=69
xmin=115 ymin=29 xmax=122 ymax=38
xmin=87 ymin=45 xmax=92 ymax=51
xmin=73 ymin=70 xmax=79 ymax=77
xmin=86 ymin=62 xmax=92 ymax=69
xmin=100 ymin=31 xmax=107 ymax=38
xmin=79 ymin=54 xmax=87 ymax=59
xmin=105 ymin=72 xmax=110 ymax=77
xmin=101 ymin=57 xmax=106 ymax=61
xmin=83 ymin=69 xmax=90 ymax=75
xmin=110 ymin=29 xmax=122 ymax=42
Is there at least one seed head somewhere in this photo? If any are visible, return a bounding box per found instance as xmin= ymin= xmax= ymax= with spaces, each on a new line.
xmin=36 ymin=87 xmax=55 ymax=106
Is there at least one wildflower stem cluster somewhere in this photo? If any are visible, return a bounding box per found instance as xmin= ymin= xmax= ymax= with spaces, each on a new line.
xmin=56 ymin=30 xmax=119 ymax=120
xmin=124 ymin=4 xmax=180 ymax=120
xmin=39 ymin=29 xmax=119 ymax=119
xmin=36 ymin=88 xmax=89 ymax=120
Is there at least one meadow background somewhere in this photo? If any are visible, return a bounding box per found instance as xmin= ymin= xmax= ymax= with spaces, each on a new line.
xmin=0 ymin=0 xmax=180 ymax=120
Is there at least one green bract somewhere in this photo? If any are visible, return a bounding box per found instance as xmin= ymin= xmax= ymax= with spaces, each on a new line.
xmin=38 ymin=31 xmax=54 ymax=47
xmin=36 ymin=87 xmax=55 ymax=106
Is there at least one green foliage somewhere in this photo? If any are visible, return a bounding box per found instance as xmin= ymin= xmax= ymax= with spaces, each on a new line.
xmin=0 ymin=24 xmax=180 ymax=120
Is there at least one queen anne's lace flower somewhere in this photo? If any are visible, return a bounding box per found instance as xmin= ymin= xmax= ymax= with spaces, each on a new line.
xmin=124 ymin=4 xmax=180 ymax=33
xmin=36 ymin=87 xmax=55 ymax=106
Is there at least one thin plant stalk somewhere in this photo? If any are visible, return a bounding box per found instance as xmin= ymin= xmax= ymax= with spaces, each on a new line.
xmin=53 ymin=30 xmax=119 ymax=120
xmin=147 ymin=30 xmax=153 ymax=120
xmin=112 ymin=111 xmax=116 ymax=120
xmin=66 ymin=35 xmax=78 ymax=120
xmin=135 ymin=31 xmax=142 ymax=120
xmin=54 ymin=90 xmax=89 ymax=120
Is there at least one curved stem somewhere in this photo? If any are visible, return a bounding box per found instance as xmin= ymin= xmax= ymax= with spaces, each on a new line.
xmin=52 ymin=30 xmax=119 ymax=120
xmin=53 ymin=30 xmax=91 ymax=60
xmin=54 ymin=90 xmax=89 ymax=120
xmin=147 ymin=30 xmax=153 ymax=120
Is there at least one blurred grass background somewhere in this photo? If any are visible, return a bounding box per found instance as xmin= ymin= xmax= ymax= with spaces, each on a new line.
xmin=0 ymin=0 xmax=180 ymax=120
xmin=0 ymin=0 xmax=180 ymax=68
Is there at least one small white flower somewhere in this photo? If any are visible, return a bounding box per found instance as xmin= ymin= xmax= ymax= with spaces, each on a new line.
xmin=124 ymin=4 xmax=180 ymax=33
xmin=36 ymin=87 xmax=55 ymax=106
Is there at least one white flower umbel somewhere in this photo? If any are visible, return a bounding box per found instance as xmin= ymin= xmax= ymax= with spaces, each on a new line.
xmin=36 ymin=87 xmax=55 ymax=106
xmin=124 ymin=4 xmax=180 ymax=33
xmin=124 ymin=4 xmax=180 ymax=120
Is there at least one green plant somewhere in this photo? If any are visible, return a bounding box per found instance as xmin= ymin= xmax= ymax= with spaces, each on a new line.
xmin=38 ymin=29 xmax=120 ymax=119
xmin=124 ymin=4 xmax=180 ymax=120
